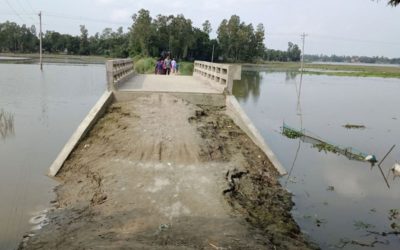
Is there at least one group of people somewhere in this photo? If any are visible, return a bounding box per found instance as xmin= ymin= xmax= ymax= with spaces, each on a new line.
xmin=155 ymin=56 xmax=179 ymax=75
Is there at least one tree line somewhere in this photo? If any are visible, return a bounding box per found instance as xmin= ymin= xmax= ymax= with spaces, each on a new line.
xmin=305 ymin=54 xmax=400 ymax=65
xmin=0 ymin=9 xmax=304 ymax=63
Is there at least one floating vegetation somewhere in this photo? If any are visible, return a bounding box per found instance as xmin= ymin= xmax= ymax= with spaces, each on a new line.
xmin=354 ymin=220 xmax=375 ymax=230
xmin=388 ymin=209 xmax=399 ymax=221
xmin=336 ymin=238 xmax=388 ymax=248
xmin=282 ymin=125 xmax=303 ymax=139
xmin=313 ymin=143 xmax=339 ymax=154
xmin=314 ymin=218 xmax=327 ymax=227
xmin=282 ymin=122 xmax=377 ymax=163
xmin=0 ymin=108 xmax=15 ymax=139
xmin=326 ymin=186 xmax=335 ymax=192
xmin=343 ymin=124 xmax=366 ymax=129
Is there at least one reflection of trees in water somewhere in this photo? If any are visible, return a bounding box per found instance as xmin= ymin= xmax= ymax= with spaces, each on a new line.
xmin=233 ymin=71 xmax=262 ymax=102
xmin=285 ymin=70 xmax=299 ymax=81
xmin=0 ymin=109 xmax=15 ymax=139
xmin=233 ymin=70 xmax=300 ymax=102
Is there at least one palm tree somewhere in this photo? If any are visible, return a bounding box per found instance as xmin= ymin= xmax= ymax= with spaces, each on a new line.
xmin=388 ymin=0 xmax=400 ymax=6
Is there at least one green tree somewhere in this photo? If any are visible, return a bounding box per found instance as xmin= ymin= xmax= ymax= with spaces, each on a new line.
xmin=254 ymin=24 xmax=266 ymax=60
xmin=217 ymin=15 xmax=265 ymax=62
xmin=202 ymin=20 xmax=212 ymax=35
xmin=287 ymin=42 xmax=301 ymax=61
xmin=129 ymin=9 xmax=154 ymax=56
xmin=79 ymin=25 xmax=89 ymax=55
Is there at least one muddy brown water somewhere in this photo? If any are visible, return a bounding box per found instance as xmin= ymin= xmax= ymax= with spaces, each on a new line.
xmin=233 ymin=70 xmax=400 ymax=249
xmin=0 ymin=63 xmax=106 ymax=250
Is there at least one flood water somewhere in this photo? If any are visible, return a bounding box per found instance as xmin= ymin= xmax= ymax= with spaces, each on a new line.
xmin=0 ymin=63 xmax=106 ymax=250
xmin=233 ymin=70 xmax=400 ymax=249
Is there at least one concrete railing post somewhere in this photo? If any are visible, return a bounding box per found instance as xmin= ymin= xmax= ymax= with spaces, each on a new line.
xmin=193 ymin=61 xmax=241 ymax=95
xmin=106 ymin=60 xmax=115 ymax=91
xmin=106 ymin=59 xmax=135 ymax=91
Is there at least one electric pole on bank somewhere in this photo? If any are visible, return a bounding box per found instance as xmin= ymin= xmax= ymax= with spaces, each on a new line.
xmin=39 ymin=11 xmax=43 ymax=70
xmin=297 ymin=32 xmax=308 ymax=114
xmin=300 ymin=32 xmax=308 ymax=72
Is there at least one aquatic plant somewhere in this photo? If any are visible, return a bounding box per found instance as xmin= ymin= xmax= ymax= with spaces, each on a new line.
xmin=282 ymin=127 xmax=303 ymax=139
xmin=343 ymin=124 xmax=366 ymax=129
xmin=353 ymin=220 xmax=375 ymax=230
xmin=313 ymin=143 xmax=339 ymax=154
xmin=0 ymin=109 xmax=15 ymax=139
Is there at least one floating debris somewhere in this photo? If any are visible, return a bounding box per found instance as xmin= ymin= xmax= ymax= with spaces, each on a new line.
xmin=315 ymin=218 xmax=327 ymax=227
xmin=282 ymin=123 xmax=377 ymax=164
xmin=388 ymin=209 xmax=399 ymax=221
xmin=390 ymin=162 xmax=400 ymax=179
xmin=326 ymin=186 xmax=335 ymax=192
xmin=343 ymin=124 xmax=366 ymax=129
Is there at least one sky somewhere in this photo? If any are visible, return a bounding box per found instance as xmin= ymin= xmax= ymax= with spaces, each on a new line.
xmin=1 ymin=0 xmax=399 ymax=57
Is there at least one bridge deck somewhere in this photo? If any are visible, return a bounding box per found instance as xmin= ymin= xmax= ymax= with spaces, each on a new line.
xmin=118 ymin=74 xmax=221 ymax=94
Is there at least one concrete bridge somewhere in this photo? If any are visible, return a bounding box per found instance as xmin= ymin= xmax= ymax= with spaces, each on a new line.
xmin=107 ymin=59 xmax=241 ymax=94
xmin=23 ymin=59 xmax=299 ymax=250
xmin=48 ymin=58 xmax=285 ymax=177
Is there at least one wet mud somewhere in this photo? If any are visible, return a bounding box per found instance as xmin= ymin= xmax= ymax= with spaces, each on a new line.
xmin=19 ymin=93 xmax=317 ymax=249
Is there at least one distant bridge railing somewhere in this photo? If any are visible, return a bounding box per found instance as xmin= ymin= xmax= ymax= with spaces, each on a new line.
xmin=193 ymin=61 xmax=241 ymax=94
xmin=106 ymin=59 xmax=134 ymax=91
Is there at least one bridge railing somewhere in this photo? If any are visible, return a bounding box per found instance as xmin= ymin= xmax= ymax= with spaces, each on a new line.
xmin=193 ymin=61 xmax=241 ymax=94
xmin=106 ymin=59 xmax=134 ymax=91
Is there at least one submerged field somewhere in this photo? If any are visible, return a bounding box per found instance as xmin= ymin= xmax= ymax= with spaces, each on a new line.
xmin=243 ymin=61 xmax=400 ymax=78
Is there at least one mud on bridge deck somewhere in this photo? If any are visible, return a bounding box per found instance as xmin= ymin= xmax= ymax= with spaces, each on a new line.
xmin=20 ymin=92 xmax=315 ymax=249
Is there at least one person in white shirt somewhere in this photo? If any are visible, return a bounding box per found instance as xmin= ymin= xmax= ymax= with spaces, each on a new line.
xmin=171 ymin=58 xmax=177 ymax=74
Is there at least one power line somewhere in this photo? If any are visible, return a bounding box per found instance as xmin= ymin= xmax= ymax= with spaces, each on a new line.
xmin=3 ymin=0 xmax=25 ymax=23
xmin=310 ymin=33 xmax=400 ymax=46
xmin=43 ymin=11 xmax=131 ymax=26
xmin=15 ymin=0 xmax=36 ymax=23
xmin=268 ymin=32 xmax=400 ymax=46
xmin=15 ymin=0 xmax=29 ymax=15
xmin=24 ymin=0 xmax=36 ymax=13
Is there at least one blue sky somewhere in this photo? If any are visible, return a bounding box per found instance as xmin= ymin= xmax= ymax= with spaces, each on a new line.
xmin=1 ymin=0 xmax=399 ymax=57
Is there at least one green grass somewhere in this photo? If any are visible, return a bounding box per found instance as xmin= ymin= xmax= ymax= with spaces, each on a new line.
xmin=178 ymin=62 xmax=194 ymax=75
xmin=243 ymin=61 xmax=400 ymax=78
xmin=134 ymin=57 xmax=157 ymax=74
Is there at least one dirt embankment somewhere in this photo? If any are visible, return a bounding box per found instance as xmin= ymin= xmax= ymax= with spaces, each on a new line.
xmin=20 ymin=93 xmax=317 ymax=250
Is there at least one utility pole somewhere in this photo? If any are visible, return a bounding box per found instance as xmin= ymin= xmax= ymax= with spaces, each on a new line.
xmin=297 ymin=32 xmax=308 ymax=124
xmin=211 ymin=44 xmax=215 ymax=63
xmin=300 ymin=32 xmax=308 ymax=72
xmin=39 ymin=11 xmax=43 ymax=70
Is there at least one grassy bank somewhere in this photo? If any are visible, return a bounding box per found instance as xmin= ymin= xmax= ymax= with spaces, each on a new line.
xmin=133 ymin=56 xmax=157 ymax=74
xmin=243 ymin=61 xmax=400 ymax=78
xmin=178 ymin=61 xmax=194 ymax=75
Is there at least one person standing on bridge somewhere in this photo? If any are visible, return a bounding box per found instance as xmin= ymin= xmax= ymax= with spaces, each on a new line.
xmin=155 ymin=58 xmax=164 ymax=74
xmin=164 ymin=56 xmax=171 ymax=75
xmin=171 ymin=58 xmax=177 ymax=74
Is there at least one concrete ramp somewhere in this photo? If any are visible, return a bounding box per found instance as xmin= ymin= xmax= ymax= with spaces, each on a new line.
xmin=118 ymin=74 xmax=221 ymax=94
